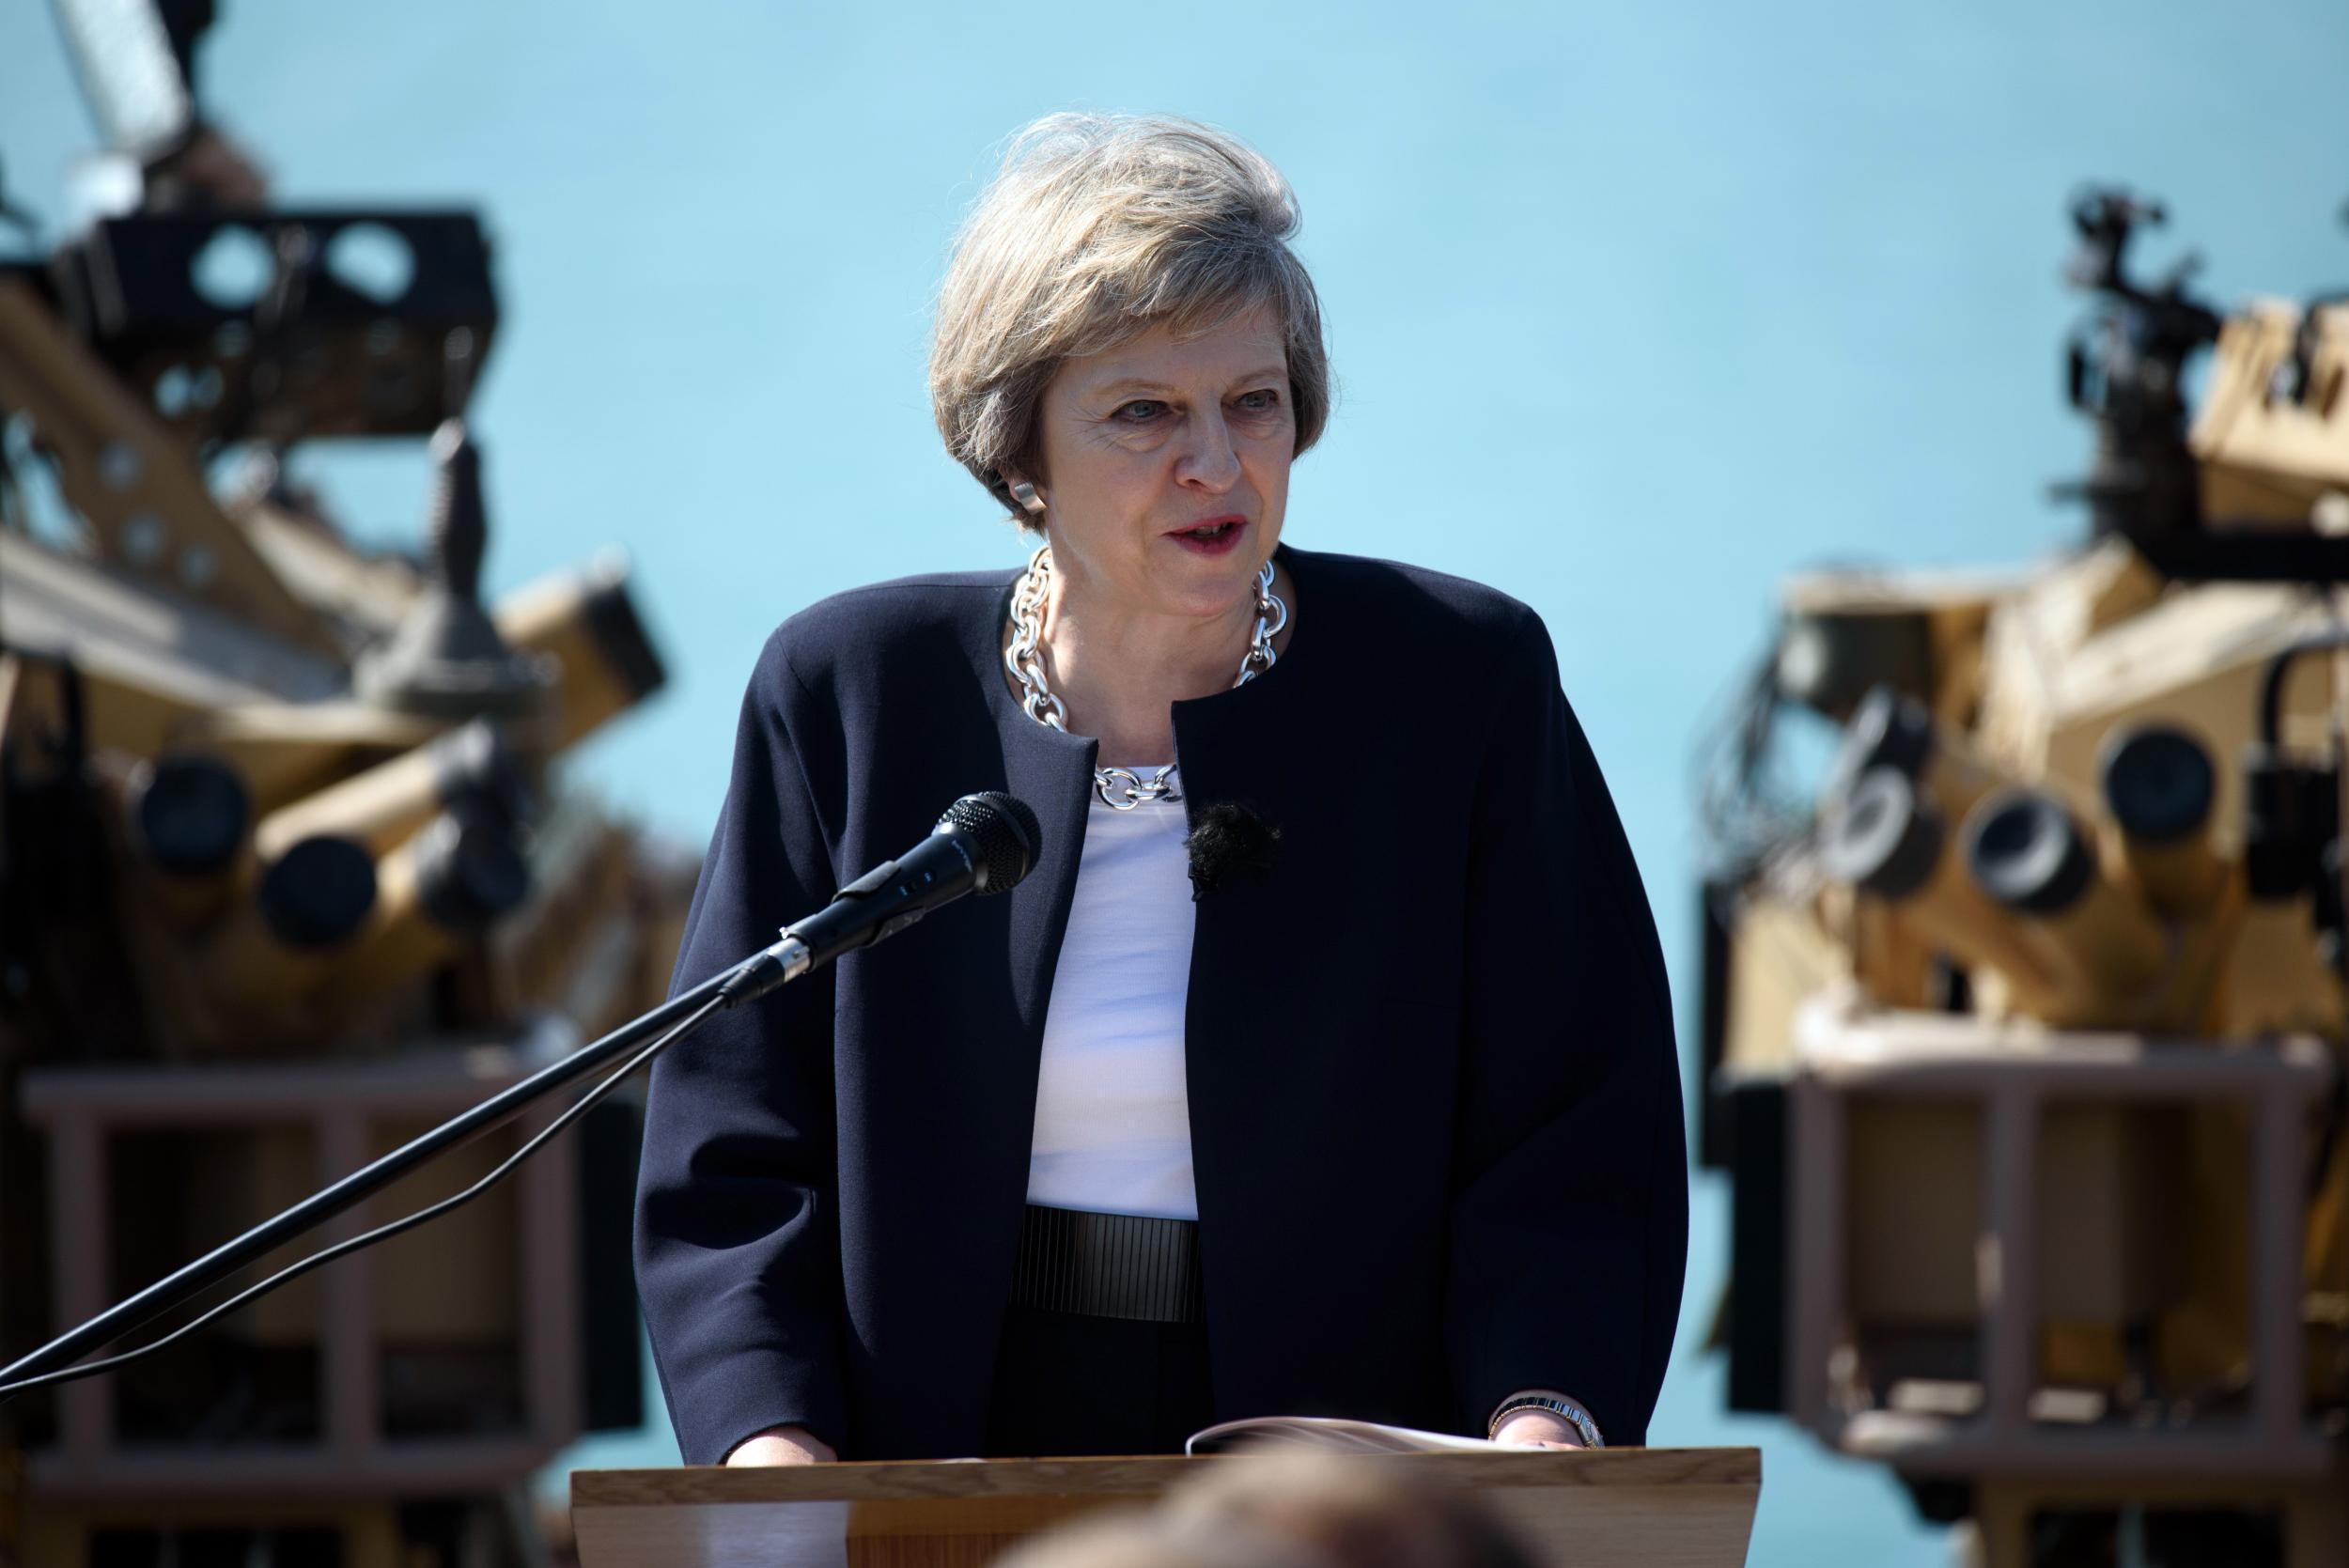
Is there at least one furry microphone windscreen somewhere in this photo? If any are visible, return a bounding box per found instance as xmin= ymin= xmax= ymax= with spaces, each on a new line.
xmin=1184 ymin=802 xmax=1282 ymax=900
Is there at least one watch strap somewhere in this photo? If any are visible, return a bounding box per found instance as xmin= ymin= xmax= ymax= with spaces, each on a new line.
xmin=1487 ymin=1392 xmax=1605 ymax=1449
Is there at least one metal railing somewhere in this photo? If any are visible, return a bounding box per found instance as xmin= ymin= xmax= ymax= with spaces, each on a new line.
xmin=18 ymin=1046 xmax=581 ymax=1498
xmin=1785 ymin=988 xmax=2337 ymax=1480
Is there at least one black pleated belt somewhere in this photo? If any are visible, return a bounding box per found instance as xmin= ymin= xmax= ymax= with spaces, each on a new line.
xmin=1010 ymin=1203 xmax=1206 ymax=1325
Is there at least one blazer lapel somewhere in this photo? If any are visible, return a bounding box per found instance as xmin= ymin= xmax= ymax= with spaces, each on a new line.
xmin=1166 ymin=545 xmax=1357 ymax=1414
xmin=852 ymin=596 xmax=1098 ymax=1453
xmin=994 ymin=706 xmax=1097 ymax=1042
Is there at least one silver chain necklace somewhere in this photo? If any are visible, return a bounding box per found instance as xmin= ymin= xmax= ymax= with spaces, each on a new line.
xmin=1004 ymin=543 xmax=1287 ymax=810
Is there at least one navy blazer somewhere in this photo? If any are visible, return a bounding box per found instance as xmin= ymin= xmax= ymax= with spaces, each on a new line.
xmin=633 ymin=544 xmax=1688 ymax=1465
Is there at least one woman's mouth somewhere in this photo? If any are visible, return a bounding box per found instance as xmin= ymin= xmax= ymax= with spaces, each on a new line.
xmin=1169 ymin=517 xmax=1247 ymax=556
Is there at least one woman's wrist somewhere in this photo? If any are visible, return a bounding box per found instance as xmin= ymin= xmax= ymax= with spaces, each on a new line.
xmin=723 ymin=1424 xmax=837 ymax=1466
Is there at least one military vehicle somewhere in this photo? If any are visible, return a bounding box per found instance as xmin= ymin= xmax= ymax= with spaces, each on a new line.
xmin=1698 ymin=190 xmax=2349 ymax=1566
xmin=1 ymin=5 xmax=690 ymax=1563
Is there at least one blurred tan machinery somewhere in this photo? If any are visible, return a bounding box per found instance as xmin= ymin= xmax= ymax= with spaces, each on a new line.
xmin=0 ymin=8 xmax=694 ymax=1563
xmin=1698 ymin=190 xmax=2349 ymax=1567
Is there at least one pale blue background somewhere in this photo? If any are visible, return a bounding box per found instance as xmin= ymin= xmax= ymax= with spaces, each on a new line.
xmin=6 ymin=3 xmax=2346 ymax=1561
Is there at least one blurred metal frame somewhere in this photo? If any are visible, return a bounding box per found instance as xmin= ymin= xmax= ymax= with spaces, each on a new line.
xmin=19 ymin=1045 xmax=582 ymax=1499
xmin=1784 ymin=990 xmax=2334 ymax=1483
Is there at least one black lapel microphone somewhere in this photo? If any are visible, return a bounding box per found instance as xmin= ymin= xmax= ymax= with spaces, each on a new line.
xmin=1184 ymin=800 xmax=1282 ymax=900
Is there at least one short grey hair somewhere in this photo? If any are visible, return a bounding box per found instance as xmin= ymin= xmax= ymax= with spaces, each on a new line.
xmin=929 ymin=112 xmax=1332 ymax=518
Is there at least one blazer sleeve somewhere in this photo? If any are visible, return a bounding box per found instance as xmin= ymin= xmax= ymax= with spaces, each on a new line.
xmin=1443 ymin=609 xmax=1688 ymax=1446
xmin=633 ymin=629 xmax=849 ymax=1465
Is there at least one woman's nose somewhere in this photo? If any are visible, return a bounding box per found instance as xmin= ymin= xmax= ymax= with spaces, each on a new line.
xmin=1174 ymin=409 xmax=1241 ymax=492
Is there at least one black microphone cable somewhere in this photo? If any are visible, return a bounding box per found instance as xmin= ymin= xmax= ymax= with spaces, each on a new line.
xmin=0 ymin=988 xmax=726 ymax=1404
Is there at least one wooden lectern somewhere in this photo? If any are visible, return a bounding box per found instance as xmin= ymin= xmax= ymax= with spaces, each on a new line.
xmin=571 ymin=1448 xmax=1760 ymax=1567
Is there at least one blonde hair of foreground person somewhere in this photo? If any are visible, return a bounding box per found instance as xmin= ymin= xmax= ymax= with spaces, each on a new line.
xmin=993 ymin=1452 xmax=1542 ymax=1568
xmin=928 ymin=110 xmax=1333 ymax=520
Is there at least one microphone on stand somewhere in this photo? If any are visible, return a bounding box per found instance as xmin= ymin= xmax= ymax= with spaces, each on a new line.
xmin=724 ymin=790 xmax=1042 ymax=1002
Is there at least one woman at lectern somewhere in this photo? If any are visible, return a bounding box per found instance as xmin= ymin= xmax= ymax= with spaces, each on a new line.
xmin=633 ymin=113 xmax=1686 ymax=1467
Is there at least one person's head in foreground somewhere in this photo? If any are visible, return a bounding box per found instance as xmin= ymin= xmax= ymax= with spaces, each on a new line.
xmin=995 ymin=1452 xmax=1542 ymax=1568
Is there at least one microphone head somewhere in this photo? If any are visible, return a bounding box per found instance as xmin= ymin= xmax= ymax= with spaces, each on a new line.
xmin=935 ymin=792 xmax=1042 ymax=894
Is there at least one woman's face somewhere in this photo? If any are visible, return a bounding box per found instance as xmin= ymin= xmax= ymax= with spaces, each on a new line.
xmin=1026 ymin=303 xmax=1294 ymax=624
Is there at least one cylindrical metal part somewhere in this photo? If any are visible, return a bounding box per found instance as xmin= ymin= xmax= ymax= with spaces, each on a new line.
xmin=201 ymin=835 xmax=380 ymax=1008
xmin=414 ymin=807 xmax=532 ymax=932
xmin=1830 ymin=685 xmax=2018 ymax=826
xmin=314 ymin=808 xmax=533 ymax=999
xmin=2098 ymin=722 xmax=2228 ymax=915
xmin=122 ymin=752 xmax=254 ymax=923
xmin=1965 ymin=787 xmax=2170 ymax=1002
xmin=125 ymin=753 xmax=250 ymax=876
xmin=1819 ymin=768 xmax=2065 ymax=1013
xmin=253 ymin=719 xmax=530 ymax=861
xmin=493 ymin=554 xmax=667 ymax=753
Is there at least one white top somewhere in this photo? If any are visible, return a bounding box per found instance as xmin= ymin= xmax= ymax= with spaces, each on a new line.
xmin=1025 ymin=780 xmax=1199 ymax=1220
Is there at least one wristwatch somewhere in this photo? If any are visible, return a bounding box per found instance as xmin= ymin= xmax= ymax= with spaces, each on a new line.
xmin=1487 ymin=1393 xmax=1605 ymax=1449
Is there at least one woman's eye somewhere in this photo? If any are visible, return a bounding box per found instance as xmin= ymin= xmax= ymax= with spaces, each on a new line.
xmin=1115 ymin=399 xmax=1167 ymax=422
xmin=1235 ymin=389 xmax=1282 ymax=413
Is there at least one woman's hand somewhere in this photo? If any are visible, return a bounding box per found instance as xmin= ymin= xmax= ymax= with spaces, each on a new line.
xmin=723 ymin=1424 xmax=838 ymax=1466
xmin=1489 ymin=1408 xmax=1585 ymax=1450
